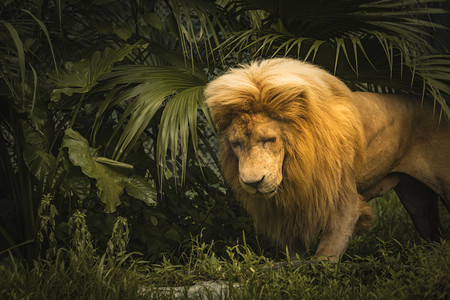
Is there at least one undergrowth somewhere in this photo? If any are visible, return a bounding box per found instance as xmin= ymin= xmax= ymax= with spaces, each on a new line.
xmin=1 ymin=193 xmax=449 ymax=299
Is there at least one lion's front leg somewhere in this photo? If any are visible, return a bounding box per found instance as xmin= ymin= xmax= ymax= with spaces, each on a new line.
xmin=314 ymin=200 xmax=361 ymax=262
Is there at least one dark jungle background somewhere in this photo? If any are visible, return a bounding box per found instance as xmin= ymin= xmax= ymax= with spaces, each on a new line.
xmin=1 ymin=0 xmax=449 ymax=265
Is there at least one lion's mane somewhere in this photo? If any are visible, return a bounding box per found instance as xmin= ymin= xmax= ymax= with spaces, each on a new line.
xmin=205 ymin=58 xmax=372 ymax=252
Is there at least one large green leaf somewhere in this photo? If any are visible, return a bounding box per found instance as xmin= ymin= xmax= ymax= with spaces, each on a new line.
xmin=60 ymin=173 xmax=91 ymax=200
xmin=48 ymin=41 xmax=147 ymax=101
xmin=22 ymin=123 xmax=55 ymax=182
xmin=125 ymin=175 xmax=157 ymax=207
xmin=62 ymin=129 xmax=156 ymax=212
xmin=23 ymin=147 xmax=55 ymax=182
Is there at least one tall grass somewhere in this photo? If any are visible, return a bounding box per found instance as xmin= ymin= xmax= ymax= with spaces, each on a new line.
xmin=1 ymin=193 xmax=449 ymax=299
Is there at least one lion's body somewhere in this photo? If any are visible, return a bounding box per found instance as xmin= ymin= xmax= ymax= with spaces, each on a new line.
xmin=353 ymin=92 xmax=449 ymax=201
xmin=205 ymin=58 xmax=450 ymax=260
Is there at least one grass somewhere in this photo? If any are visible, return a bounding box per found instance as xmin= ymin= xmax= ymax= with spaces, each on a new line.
xmin=1 ymin=193 xmax=449 ymax=299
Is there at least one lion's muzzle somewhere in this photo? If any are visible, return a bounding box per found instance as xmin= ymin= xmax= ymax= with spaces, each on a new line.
xmin=239 ymin=175 xmax=265 ymax=194
xmin=239 ymin=169 xmax=280 ymax=196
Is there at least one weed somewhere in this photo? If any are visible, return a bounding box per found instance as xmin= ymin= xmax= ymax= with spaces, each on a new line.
xmin=37 ymin=193 xmax=58 ymax=259
xmin=1 ymin=175 xmax=449 ymax=299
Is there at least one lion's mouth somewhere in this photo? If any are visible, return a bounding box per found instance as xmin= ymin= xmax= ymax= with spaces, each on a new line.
xmin=245 ymin=186 xmax=278 ymax=197
xmin=260 ymin=188 xmax=278 ymax=197
xmin=239 ymin=178 xmax=279 ymax=197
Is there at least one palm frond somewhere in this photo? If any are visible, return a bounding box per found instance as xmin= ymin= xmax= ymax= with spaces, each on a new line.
xmin=156 ymin=86 xmax=205 ymax=186
xmin=167 ymin=0 xmax=228 ymax=66
xmin=96 ymin=65 xmax=207 ymax=185
xmin=2 ymin=21 xmax=26 ymax=97
xmin=216 ymin=0 xmax=450 ymax=116
xmin=21 ymin=9 xmax=59 ymax=76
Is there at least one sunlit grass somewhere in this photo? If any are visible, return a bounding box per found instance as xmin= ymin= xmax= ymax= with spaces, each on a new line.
xmin=1 ymin=193 xmax=449 ymax=299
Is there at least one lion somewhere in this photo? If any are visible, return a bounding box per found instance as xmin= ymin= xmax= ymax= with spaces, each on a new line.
xmin=204 ymin=58 xmax=450 ymax=261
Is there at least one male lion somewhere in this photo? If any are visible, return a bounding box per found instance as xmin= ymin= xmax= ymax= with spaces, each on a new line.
xmin=204 ymin=58 xmax=450 ymax=261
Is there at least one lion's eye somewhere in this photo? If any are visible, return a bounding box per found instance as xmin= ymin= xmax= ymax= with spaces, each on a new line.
xmin=231 ymin=141 xmax=242 ymax=148
xmin=262 ymin=137 xmax=276 ymax=145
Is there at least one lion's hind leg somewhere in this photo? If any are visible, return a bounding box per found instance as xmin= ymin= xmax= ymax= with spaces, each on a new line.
xmin=394 ymin=173 xmax=442 ymax=241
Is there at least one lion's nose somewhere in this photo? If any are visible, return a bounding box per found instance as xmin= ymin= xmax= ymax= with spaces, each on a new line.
xmin=240 ymin=175 xmax=265 ymax=188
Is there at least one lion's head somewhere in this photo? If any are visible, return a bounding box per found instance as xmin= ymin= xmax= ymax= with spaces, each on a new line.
xmin=226 ymin=113 xmax=284 ymax=196
xmin=205 ymin=58 xmax=368 ymax=254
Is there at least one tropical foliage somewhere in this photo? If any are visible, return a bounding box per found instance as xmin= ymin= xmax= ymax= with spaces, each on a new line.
xmin=0 ymin=0 xmax=449 ymax=263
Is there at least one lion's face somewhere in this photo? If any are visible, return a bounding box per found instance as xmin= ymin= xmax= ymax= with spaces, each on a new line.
xmin=225 ymin=113 xmax=285 ymax=197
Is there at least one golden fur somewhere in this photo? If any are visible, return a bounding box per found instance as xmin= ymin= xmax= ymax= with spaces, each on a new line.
xmin=204 ymin=58 xmax=450 ymax=260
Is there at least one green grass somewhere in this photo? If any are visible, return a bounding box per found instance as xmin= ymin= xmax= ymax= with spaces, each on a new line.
xmin=1 ymin=193 xmax=449 ymax=299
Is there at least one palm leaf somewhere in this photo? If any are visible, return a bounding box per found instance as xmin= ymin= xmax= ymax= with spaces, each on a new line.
xmin=167 ymin=0 xmax=227 ymax=66
xmin=96 ymin=65 xmax=207 ymax=185
xmin=156 ymin=85 xmax=205 ymax=186
xmin=2 ymin=21 xmax=26 ymax=97
xmin=216 ymin=0 xmax=450 ymax=116
xmin=22 ymin=9 xmax=59 ymax=76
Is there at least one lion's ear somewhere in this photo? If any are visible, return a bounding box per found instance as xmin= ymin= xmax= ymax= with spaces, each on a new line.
xmin=207 ymin=107 xmax=233 ymax=133
xmin=267 ymin=90 xmax=311 ymax=122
